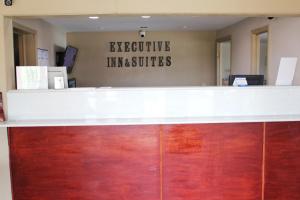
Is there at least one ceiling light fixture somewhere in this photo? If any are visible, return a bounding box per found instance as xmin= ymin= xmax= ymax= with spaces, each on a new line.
xmin=89 ymin=16 xmax=99 ymax=20
xmin=141 ymin=16 xmax=151 ymax=19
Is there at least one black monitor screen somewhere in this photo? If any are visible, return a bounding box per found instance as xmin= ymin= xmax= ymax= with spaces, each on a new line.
xmin=63 ymin=46 xmax=78 ymax=73
xmin=229 ymin=75 xmax=264 ymax=86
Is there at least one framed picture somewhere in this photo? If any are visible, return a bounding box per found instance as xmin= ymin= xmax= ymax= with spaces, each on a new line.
xmin=68 ymin=78 xmax=76 ymax=88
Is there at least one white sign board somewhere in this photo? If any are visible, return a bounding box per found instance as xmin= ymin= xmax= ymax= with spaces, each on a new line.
xmin=16 ymin=66 xmax=48 ymax=89
xmin=276 ymin=57 xmax=298 ymax=86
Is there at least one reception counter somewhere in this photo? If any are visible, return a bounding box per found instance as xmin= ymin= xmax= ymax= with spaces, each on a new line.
xmin=2 ymin=86 xmax=300 ymax=200
xmin=3 ymin=86 xmax=300 ymax=126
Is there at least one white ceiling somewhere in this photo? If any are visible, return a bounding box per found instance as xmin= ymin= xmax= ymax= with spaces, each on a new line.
xmin=41 ymin=15 xmax=247 ymax=32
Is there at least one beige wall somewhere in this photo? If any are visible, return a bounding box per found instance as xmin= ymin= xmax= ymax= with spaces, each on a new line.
xmin=1 ymin=0 xmax=300 ymax=16
xmin=0 ymin=17 xmax=13 ymax=105
xmin=217 ymin=17 xmax=300 ymax=85
xmin=67 ymin=31 xmax=216 ymax=87
xmin=217 ymin=18 xmax=269 ymax=75
xmin=0 ymin=128 xmax=12 ymax=200
xmin=14 ymin=18 xmax=67 ymax=66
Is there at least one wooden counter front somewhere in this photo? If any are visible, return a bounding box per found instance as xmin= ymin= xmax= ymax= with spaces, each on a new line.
xmin=8 ymin=122 xmax=300 ymax=200
xmin=265 ymin=122 xmax=300 ymax=200
xmin=9 ymin=126 xmax=161 ymax=200
xmin=162 ymin=124 xmax=263 ymax=200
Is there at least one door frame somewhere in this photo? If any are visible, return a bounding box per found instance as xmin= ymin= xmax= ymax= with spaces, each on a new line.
xmin=13 ymin=22 xmax=37 ymax=66
xmin=251 ymin=26 xmax=269 ymax=81
xmin=13 ymin=22 xmax=38 ymax=88
xmin=216 ymin=36 xmax=232 ymax=86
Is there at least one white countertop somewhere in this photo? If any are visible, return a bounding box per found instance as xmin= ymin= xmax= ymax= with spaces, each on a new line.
xmin=3 ymin=86 xmax=300 ymax=127
xmin=1 ymin=115 xmax=300 ymax=127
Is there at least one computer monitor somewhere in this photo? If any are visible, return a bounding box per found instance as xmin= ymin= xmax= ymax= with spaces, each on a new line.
xmin=228 ymin=75 xmax=264 ymax=86
xmin=48 ymin=67 xmax=68 ymax=89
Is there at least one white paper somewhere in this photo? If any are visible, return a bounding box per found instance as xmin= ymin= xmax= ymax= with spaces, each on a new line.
xmin=16 ymin=66 xmax=48 ymax=89
xmin=276 ymin=57 xmax=298 ymax=86
xmin=54 ymin=77 xmax=65 ymax=89
xmin=233 ymin=77 xmax=248 ymax=86
xmin=37 ymin=49 xmax=49 ymax=66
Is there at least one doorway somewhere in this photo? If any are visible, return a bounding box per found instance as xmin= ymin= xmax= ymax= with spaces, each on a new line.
xmin=217 ymin=37 xmax=232 ymax=86
xmin=13 ymin=23 xmax=37 ymax=87
xmin=13 ymin=25 xmax=37 ymax=66
xmin=252 ymin=26 xmax=268 ymax=85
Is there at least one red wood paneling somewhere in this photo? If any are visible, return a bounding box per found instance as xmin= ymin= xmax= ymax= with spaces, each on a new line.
xmin=265 ymin=122 xmax=300 ymax=200
xmin=162 ymin=123 xmax=263 ymax=200
xmin=9 ymin=126 xmax=161 ymax=200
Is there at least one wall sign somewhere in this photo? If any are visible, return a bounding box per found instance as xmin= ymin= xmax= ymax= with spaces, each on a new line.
xmin=106 ymin=41 xmax=172 ymax=68
xmin=37 ymin=48 xmax=49 ymax=66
